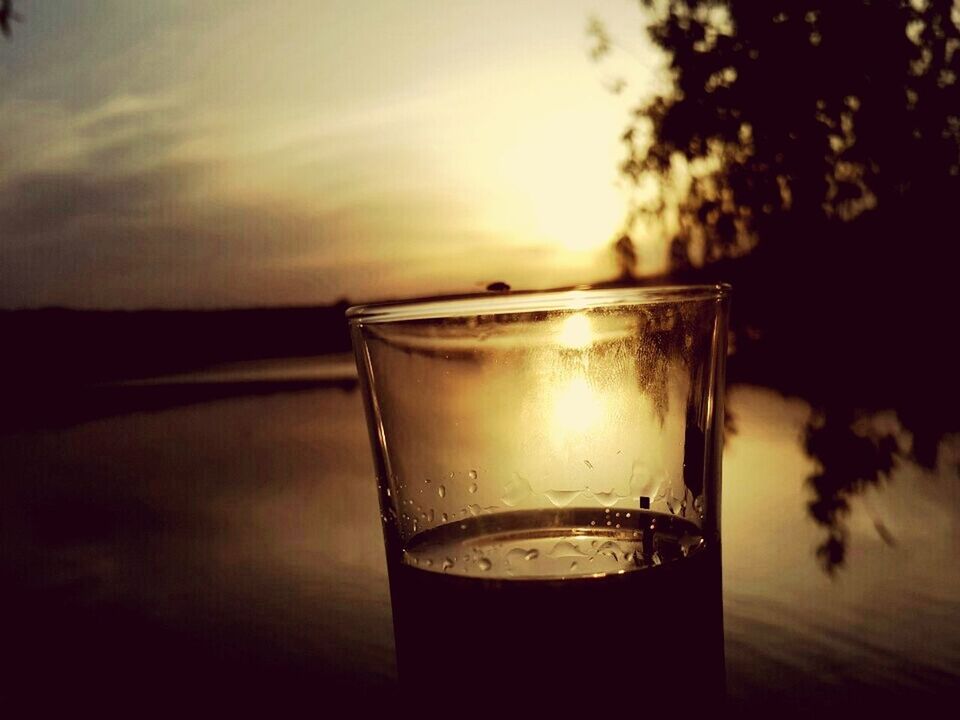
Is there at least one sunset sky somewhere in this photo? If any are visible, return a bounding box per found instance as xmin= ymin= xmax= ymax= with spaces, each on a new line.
xmin=0 ymin=1 xmax=665 ymax=308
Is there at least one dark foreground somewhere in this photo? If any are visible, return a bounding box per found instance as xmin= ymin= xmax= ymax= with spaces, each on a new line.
xmin=1 ymin=362 xmax=958 ymax=712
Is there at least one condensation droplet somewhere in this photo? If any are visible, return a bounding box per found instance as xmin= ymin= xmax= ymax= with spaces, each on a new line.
xmin=468 ymin=483 xmax=478 ymax=494
xmin=544 ymin=489 xmax=580 ymax=507
xmin=428 ymin=509 xmax=435 ymax=523
xmin=569 ymin=561 xmax=579 ymax=571
xmin=590 ymin=520 xmax=596 ymax=526
xmin=583 ymin=459 xmax=593 ymax=469
xmin=506 ymin=548 xmax=528 ymax=566
xmin=460 ymin=524 xmax=467 ymax=530
xmin=412 ymin=519 xmax=419 ymax=532
xmin=625 ymin=512 xmax=631 ymax=518
xmin=680 ymin=534 xmax=705 ymax=558
xmin=424 ymin=477 xmax=431 ymax=484
xmin=478 ymin=557 xmax=492 ymax=571
xmin=386 ymin=488 xmax=391 ymax=497
xmin=597 ymin=541 xmax=622 ymax=562
xmin=524 ymin=549 xmax=539 ymax=561
xmin=594 ymin=490 xmax=620 ymax=507
xmin=425 ymin=559 xmax=433 ymax=567
xmin=438 ymin=485 xmax=446 ymax=499
xmin=500 ymin=474 xmax=532 ymax=507
xmin=466 ymin=504 xmax=482 ymax=517
xmin=468 ymin=470 xmax=478 ymax=481
xmin=442 ymin=557 xmax=455 ymax=571
xmin=549 ymin=541 xmax=588 ymax=558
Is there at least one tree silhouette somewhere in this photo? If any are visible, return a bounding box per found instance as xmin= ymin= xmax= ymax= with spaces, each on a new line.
xmin=595 ymin=1 xmax=960 ymax=571
xmin=1 ymin=0 xmax=22 ymax=38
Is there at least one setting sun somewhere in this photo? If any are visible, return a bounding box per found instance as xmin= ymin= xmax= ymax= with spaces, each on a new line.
xmin=0 ymin=0 xmax=658 ymax=308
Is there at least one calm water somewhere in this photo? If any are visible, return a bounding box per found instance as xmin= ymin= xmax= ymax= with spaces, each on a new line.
xmin=1 ymin=357 xmax=958 ymax=710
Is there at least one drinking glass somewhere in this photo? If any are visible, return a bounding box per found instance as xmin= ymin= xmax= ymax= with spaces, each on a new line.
xmin=348 ymin=284 xmax=731 ymax=702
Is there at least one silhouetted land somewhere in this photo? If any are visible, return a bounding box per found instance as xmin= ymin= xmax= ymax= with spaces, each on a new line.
xmin=0 ymin=302 xmax=354 ymax=432
xmin=0 ymin=302 xmax=352 ymax=381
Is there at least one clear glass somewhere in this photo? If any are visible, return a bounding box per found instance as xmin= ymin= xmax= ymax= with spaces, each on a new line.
xmin=349 ymin=284 xmax=731 ymax=703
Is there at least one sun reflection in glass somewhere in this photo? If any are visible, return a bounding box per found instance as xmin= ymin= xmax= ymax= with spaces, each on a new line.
xmin=552 ymin=375 xmax=604 ymax=438
xmin=557 ymin=313 xmax=594 ymax=349
xmin=550 ymin=314 xmax=604 ymax=448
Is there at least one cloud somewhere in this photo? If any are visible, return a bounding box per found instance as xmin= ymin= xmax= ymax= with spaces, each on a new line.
xmin=0 ymin=91 xmax=345 ymax=307
xmin=0 ymin=162 xmax=209 ymax=236
xmin=82 ymin=129 xmax=189 ymax=171
xmin=0 ymin=197 xmax=349 ymax=309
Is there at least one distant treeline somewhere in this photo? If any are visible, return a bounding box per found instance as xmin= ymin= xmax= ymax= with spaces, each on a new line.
xmin=0 ymin=301 xmax=353 ymax=385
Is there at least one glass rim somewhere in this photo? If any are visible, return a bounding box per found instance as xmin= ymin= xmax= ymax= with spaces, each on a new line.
xmin=346 ymin=283 xmax=731 ymax=324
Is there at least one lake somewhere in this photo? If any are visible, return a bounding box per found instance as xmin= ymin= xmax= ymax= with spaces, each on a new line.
xmin=1 ymin=356 xmax=958 ymax=711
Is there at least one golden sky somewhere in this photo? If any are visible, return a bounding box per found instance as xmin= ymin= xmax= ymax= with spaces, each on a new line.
xmin=0 ymin=1 xmax=665 ymax=308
